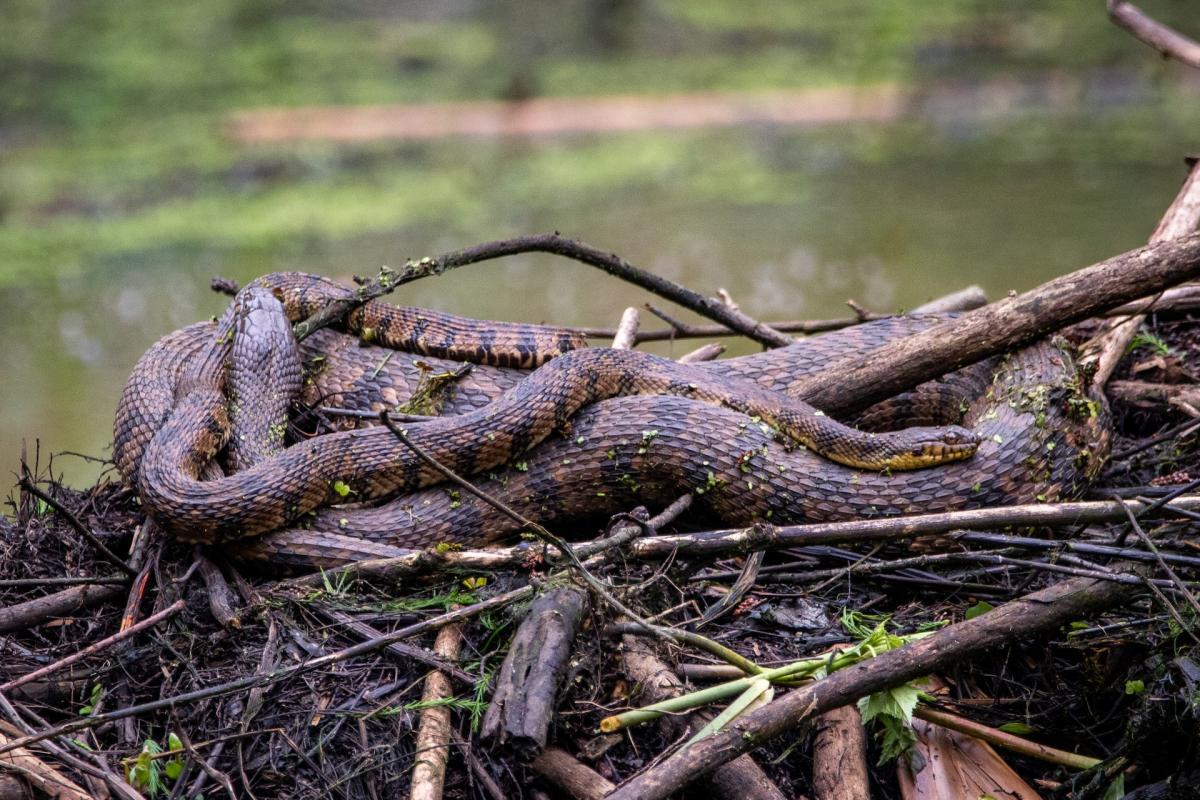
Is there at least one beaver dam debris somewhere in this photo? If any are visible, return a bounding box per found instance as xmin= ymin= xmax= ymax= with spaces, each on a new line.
xmin=4 ymin=195 xmax=1200 ymax=798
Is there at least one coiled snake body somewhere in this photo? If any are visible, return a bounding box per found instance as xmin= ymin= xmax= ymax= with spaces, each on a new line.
xmin=114 ymin=273 xmax=1111 ymax=567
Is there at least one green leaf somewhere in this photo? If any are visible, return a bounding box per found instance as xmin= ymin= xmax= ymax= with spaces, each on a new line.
xmin=998 ymin=722 xmax=1035 ymax=735
xmin=127 ymin=739 xmax=164 ymax=793
xmin=1125 ymin=679 xmax=1146 ymax=695
xmin=858 ymin=683 xmax=922 ymax=726
xmin=867 ymin=712 xmax=918 ymax=764
xmin=1102 ymin=774 xmax=1126 ymax=800
xmin=79 ymin=683 xmax=104 ymax=716
xmin=858 ymin=681 xmax=925 ymax=763
xmin=965 ymin=601 xmax=995 ymax=620
xmin=332 ymin=480 xmax=351 ymax=497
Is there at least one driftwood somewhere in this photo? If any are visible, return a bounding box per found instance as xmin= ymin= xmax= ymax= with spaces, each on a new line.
xmin=481 ymin=586 xmax=589 ymax=757
xmin=606 ymin=573 xmax=1140 ymax=799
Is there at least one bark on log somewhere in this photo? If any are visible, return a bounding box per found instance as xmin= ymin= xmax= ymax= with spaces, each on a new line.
xmin=481 ymin=586 xmax=588 ymax=757
xmin=1108 ymin=380 xmax=1200 ymax=416
xmin=605 ymin=574 xmax=1140 ymax=800
xmin=811 ymin=705 xmax=870 ymax=800
xmin=789 ymin=232 xmax=1200 ymax=415
xmin=530 ymin=747 xmax=615 ymax=800
xmin=0 ymin=585 xmax=124 ymax=634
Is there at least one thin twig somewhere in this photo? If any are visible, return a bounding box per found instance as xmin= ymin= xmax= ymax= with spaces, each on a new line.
xmin=425 ymin=235 xmax=793 ymax=346
xmin=17 ymin=479 xmax=135 ymax=577
xmin=912 ymin=706 xmax=1100 ymax=770
xmin=292 ymin=265 xmax=404 ymax=342
xmin=1117 ymin=499 xmax=1200 ymax=623
xmin=1108 ymin=0 xmax=1200 ymax=68
xmin=0 ymin=577 xmax=129 ymax=588
xmin=630 ymin=494 xmax=1200 ymax=558
xmin=1 ymin=600 xmax=186 ymax=692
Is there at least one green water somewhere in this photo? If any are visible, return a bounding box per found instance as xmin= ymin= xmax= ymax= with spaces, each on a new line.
xmin=1 ymin=0 xmax=1198 ymax=487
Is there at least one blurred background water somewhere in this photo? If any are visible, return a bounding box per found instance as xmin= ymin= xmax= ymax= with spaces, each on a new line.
xmin=1 ymin=0 xmax=1198 ymax=486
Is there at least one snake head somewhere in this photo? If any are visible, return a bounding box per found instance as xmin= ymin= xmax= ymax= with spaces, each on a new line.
xmin=882 ymin=425 xmax=981 ymax=470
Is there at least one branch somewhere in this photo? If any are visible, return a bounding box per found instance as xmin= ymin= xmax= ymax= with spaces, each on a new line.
xmin=629 ymin=494 xmax=1200 ymax=558
xmin=413 ymin=235 xmax=793 ymax=347
xmin=1108 ymin=0 xmax=1200 ymax=68
xmin=789 ymin=232 xmax=1200 ymax=415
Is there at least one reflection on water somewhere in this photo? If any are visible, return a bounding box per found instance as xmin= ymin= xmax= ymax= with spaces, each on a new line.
xmin=0 ymin=125 xmax=1193 ymax=487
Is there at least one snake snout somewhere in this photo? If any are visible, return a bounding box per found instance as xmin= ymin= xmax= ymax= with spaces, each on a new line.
xmin=922 ymin=425 xmax=980 ymax=461
xmin=878 ymin=425 xmax=980 ymax=471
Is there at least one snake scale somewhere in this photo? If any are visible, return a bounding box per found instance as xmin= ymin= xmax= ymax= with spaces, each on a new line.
xmin=113 ymin=272 xmax=1111 ymax=567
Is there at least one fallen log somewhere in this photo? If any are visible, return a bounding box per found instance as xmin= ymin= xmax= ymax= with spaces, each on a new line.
xmin=812 ymin=704 xmax=870 ymax=800
xmin=791 ymin=232 xmax=1200 ymax=415
xmin=0 ymin=585 xmax=125 ymax=635
xmin=481 ymin=586 xmax=589 ymax=757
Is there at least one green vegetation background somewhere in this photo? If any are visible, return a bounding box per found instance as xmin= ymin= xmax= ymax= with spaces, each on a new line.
xmin=3 ymin=0 xmax=1197 ymax=287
